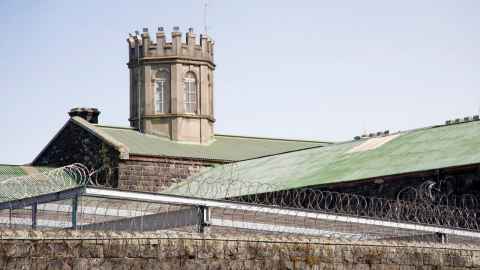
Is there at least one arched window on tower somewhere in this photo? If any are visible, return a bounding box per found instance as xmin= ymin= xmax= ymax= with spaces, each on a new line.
xmin=155 ymin=71 xmax=169 ymax=113
xmin=184 ymin=72 xmax=197 ymax=114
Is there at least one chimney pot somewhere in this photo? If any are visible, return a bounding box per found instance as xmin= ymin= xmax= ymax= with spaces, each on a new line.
xmin=69 ymin=107 xmax=100 ymax=124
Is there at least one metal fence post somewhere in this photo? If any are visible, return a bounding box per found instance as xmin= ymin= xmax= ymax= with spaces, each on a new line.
xmin=31 ymin=203 xmax=38 ymax=229
xmin=8 ymin=208 xmax=12 ymax=228
xmin=196 ymin=206 xmax=209 ymax=233
xmin=72 ymin=195 xmax=79 ymax=229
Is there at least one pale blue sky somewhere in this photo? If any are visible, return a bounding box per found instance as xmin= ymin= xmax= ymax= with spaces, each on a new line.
xmin=1 ymin=0 xmax=479 ymax=164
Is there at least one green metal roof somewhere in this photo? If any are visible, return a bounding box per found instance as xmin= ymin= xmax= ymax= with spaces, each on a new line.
xmin=0 ymin=165 xmax=83 ymax=203
xmin=87 ymin=121 xmax=329 ymax=161
xmin=0 ymin=165 xmax=27 ymax=179
xmin=166 ymin=120 xmax=480 ymax=198
xmin=0 ymin=165 xmax=52 ymax=180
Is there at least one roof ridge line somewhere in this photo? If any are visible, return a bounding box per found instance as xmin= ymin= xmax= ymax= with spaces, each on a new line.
xmin=214 ymin=133 xmax=332 ymax=144
xmin=238 ymin=120 xmax=480 ymax=163
xmin=93 ymin=124 xmax=135 ymax=130
xmin=72 ymin=117 xmax=130 ymax=159
xmin=352 ymin=120 xmax=480 ymax=143
xmin=225 ymin=136 xmax=372 ymax=163
xmin=234 ymin=145 xmax=327 ymax=163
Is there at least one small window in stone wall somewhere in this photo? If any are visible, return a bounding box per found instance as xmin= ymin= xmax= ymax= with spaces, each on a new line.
xmin=184 ymin=72 xmax=197 ymax=114
xmin=155 ymin=71 xmax=169 ymax=113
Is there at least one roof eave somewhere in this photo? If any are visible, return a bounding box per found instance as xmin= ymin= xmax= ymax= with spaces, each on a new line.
xmin=32 ymin=117 xmax=130 ymax=164
xmin=71 ymin=117 xmax=130 ymax=160
xmin=32 ymin=120 xmax=72 ymax=165
xmin=127 ymin=153 xmax=233 ymax=164
xmin=297 ymin=162 xmax=480 ymax=191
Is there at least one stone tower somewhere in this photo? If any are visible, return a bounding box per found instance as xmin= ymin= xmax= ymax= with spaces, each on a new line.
xmin=127 ymin=27 xmax=215 ymax=144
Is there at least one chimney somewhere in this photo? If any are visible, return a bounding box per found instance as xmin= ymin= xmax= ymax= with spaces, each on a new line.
xmin=68 ymin=107 xmax=100 ymax=124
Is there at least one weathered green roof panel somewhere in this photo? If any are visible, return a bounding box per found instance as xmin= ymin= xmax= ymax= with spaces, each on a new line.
xmin=0 ymin=165 xmax=27 ymax=178
xmin=166 ymin=121 xmax=480 ymax=198
xmin=92 ymin=125 xmax=329 ymax=161
xmin=0 ymin=165 xmax=56 ymax=181
xmin=0 ymin=165 xmax=83 ymax=203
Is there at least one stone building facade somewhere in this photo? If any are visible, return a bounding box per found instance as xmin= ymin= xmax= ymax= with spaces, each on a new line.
xmin=30 ymin=26 xmax=480 ymax=203
xmin=32 ymin=115 xmax=221 ymax=191
xmin=117 ymin=156 xmax=217 ymax=192
xmin=31 ymin=28 xmax=328 ymax=192
xmin=127 ymin=27 xmax=215 ymax=144
xmin=32 ymin=111 xmax=324 ymax=192
xmin=32 ymin=23 xmax=330 ymax=190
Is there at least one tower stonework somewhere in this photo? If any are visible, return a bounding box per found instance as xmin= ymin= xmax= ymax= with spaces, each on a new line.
xmin=127 ymin=27 xmax=215 ymax=144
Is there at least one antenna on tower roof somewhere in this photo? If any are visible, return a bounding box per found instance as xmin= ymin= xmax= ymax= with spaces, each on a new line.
xmin=203 ymin=0 xmax=209 ymax=35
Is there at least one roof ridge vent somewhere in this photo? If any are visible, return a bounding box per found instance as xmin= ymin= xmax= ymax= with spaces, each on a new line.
xmin=445 ymin=115 xmax=479 ymax=126
xmin=354 ymin=130 xmax=390 ymax=141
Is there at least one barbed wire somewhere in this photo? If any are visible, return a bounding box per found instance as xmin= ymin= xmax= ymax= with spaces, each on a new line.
xmin=86 ymin=163 xmax=480 ymax=211
xmin=1 ymin=192 xmax=478 ymax=245
xmin=1 ymin=163 xmax=480 ymax=245
xmin=0 ymin=163 xmax=91 ymax=203
xmin=164 ymin=164 xmax=480 ymax=232
xmin=229 ymin=189 xmax=480 ymax=231
xmin=83 ymin=163 xmax=480 ymax=232
xmin=397 ymin=178 xmax=480 ymax=209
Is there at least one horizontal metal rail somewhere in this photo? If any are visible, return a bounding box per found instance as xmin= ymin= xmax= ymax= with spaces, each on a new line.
xmin=0 ymin=186 xmax=85 ymax=211
xmin=86 ymin=187 xmax=480 ymax=239
xmin=0 ymin=217 xmax=77 ymax=228
xmin=79 ymin=207 xmax=202 ymax=231
xmin=37 ymin=202 xmax=157 ymax=218
xmin=209 ymin=218 xmax=365 ymax=239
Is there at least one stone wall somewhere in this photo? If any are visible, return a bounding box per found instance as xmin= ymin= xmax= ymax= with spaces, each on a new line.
xmin=33 ymin=120 xmax=120 ymax=186
xmin=31 ymin=119 xmax=219 ymax=192
xmin=118 ymin=156 xmax=217 ymax=192
xmin=1 ymin=230 xmax=480 ymax=269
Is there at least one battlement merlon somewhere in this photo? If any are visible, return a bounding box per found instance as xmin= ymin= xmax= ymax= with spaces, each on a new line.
xmin=127 ymin=27 xmax=214 ymax=64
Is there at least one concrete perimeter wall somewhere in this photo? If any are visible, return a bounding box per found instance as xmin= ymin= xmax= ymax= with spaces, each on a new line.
xmin=1 ymin=230 xmax=480 ymax=269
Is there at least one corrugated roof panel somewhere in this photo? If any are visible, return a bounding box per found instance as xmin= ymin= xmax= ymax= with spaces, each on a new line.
xmin=0 ymin=165 xmax=56 ymax=180
xmin=0 ymin=165 xmax=28 ymax=180
xmin=0 ymin=165 xmax=80 ymax=203
xmin=93 ymin=125 xmax=329 ymax=161
xmin=166 ymin=121 xmax=480 ymax=198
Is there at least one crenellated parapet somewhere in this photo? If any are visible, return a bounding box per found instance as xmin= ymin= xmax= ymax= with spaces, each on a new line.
xmin=127 ymin=27 xmax=214 ymax=64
